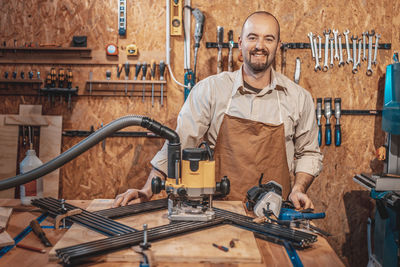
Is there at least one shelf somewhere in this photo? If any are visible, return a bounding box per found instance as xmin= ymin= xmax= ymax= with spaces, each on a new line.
xmin=87 ymin=80 xmax=167 ymax=84
xmin=0 ymin=46 xmax=92 ymax=60
xmin=0 ymin=79 xmax=42 ymax=84
xmin=0 ymin=79 xmax=43 ymax=93
xmin=85 ymin=80 xmax=167 ymax=97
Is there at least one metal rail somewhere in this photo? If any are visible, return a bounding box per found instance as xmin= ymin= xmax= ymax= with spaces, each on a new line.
xmin=32 ymin=198 xmax=317 ymax=265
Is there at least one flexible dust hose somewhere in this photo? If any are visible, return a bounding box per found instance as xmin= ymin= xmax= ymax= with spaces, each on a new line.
xmin=0 ymin=116 xmax=180 ymax=191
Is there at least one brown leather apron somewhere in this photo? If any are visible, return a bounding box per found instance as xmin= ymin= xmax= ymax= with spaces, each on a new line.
xmin=214 ymin=90 xmax=291 ymax=201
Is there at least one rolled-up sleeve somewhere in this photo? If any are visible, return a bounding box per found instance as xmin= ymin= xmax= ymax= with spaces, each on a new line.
xmin=293 ymin=92 xmax=323 ymax=177
xmin=150 ymin=78 xmax=213 ymax=175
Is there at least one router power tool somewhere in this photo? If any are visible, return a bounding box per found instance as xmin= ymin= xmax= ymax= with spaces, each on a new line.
xmin=152 ymin=141 xmax=230 ymax=222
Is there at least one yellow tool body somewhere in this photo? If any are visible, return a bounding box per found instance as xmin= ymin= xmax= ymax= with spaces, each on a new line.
xmin=126 ymin=44 xmax=138 ymax=55
xmin=170 ymin=0 xmax=183 ymax=36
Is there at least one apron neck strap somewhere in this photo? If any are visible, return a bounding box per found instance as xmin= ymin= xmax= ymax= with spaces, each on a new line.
xmin=226 ymin=88 xmax=283 ymax=123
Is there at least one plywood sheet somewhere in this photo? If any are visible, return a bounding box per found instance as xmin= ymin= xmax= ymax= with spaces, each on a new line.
xmin=0 ymin=115 xmax=18 ymax=198
xmin=0 ymin=207 xmax=14 ymax=247
xmin=50 ymin=200 xmax=262 ymax=264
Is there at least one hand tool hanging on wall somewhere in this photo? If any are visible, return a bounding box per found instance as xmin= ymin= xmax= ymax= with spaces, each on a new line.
xmin=141 ymin=62 xmax=147 ymax=102
xmin=324 ymin=98 xmax=332 ymax=146
xmin=170 ymin=0 xmax=183 ymax=36
xmin=150 ymin=60 xmax=156 ymax=107
xmin=366 ymin=30 xmax=375 ymax=76
xmin=28 ymin=71 xmax=33 ymax=79
xmin=126 ymin=44 xmax=138 ymax=56
xmin=294 ymin=57 xmax=301 ymax=84
xmin=228 ymin=30 xmax=234 ymax=72
xmin=117 ymin=64 xmax=123 ymax=79
xmin=124 ymin=61 xmax=130 ymax=95
xmin=58 ymin=68 xmax=65 ymax=88
xmin=316 ymin=98 xmax=322 ymax=146
xmin=12 ymin=71 xmax=17 ymax=79
xmin=106 ymin=70 xmax=111 ymax=90
xmin=132 ymin=62 xmax=141 ymax=96
xmin=66 ymin=69 xmax=72 ymax=90
xmin=118 ymin=0 xmax=126 ymax=36
xmin=106 ymin=44 xmax=118 ymax=56
xmin=20 ymin=71 xmax=25 ymax=79
xmin=159 ymin=61 xmax=166 ymax=106
xmin=217 ymin=26 xmax=224 ymax=73
xmin=50 ymin=68 xmax=57 ymax=88
xmin=334 ymin=98 xmax=341 ymax=146
xmin=192 ymin=7 xmax=204 ymax=75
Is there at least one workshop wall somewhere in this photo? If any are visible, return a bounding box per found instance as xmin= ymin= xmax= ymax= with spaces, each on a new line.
xmin=0 ymin=0 xmax=398 ymax=266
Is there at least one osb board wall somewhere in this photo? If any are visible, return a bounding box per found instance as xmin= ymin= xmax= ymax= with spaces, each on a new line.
xmin=0 ymin=0 xmax=399 ymax=266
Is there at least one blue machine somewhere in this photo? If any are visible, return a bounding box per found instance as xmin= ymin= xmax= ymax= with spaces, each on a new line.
xmin=354 ymin=60 xmax=400 ymax=267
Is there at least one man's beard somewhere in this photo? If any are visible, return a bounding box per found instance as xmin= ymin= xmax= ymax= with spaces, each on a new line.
xmin=244 ymin=48 xmax=271 ymax=73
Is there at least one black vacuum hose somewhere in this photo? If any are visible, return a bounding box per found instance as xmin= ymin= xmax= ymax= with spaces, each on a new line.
xmin=0 ymin=115 xmax=180 ymax=191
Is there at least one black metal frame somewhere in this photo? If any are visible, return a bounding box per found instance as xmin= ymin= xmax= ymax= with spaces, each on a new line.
xmin=32 ymin=197 xmax=316 ymax=266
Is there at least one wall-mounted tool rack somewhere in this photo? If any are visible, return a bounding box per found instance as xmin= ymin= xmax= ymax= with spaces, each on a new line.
xmin=84 ymin=80 xmax=167 ymax=97
xmin=0 ymin=79 xmax=42 ymax=95
xmin=0 ymin=47 xmax=92 ymax=60
xmin=206 ymin=42 xmax=391 ymax=50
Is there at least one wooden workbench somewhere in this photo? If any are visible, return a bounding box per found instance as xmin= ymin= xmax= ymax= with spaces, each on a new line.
xmin=0 ymin=199 xmax=344 ymax=267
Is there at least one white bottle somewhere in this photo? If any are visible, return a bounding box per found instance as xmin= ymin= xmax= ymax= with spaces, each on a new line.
xmin=20 ymin=148 xmax=44 ymax=206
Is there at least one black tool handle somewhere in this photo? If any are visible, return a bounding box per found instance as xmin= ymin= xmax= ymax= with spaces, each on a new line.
xmin=134 ymin=62 xmax=141 ymax=79
xmin=159 ymin=61 xmax=166 ymax=80
xmin=141 ymin=62 xmax=147 ymax=80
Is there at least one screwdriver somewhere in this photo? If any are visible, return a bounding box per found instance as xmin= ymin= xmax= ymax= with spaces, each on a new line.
xmin=20 ymin=71 xmax=25 ymax=79
xmin=132 ymin=62 xmax=141 ymax=97
xmin=212 ymin=243 xmax=229 ymax=252
xmin=324 ymin=98 xmax=332 ymax=146
xmin=117 ymin=64 xmax=123 ymax=79
xmin=159 ymin=60 xmax=166 ymax=106
xmin=124 ymin=61 xmax=130 ymax=95
xmin=228 ymin=30 xmax=234 ymax=72
xmin=50 ymin=67 xmax=57 ymax=88
xmin=150 ymin=60 xmax=156 ymax=107
xmin=316 ymin=98 xmax=322 ymax=146
xmin=141 ymin=62 xmax=147 ymax=102
xmin=58 ymin=68 xmax=65 ymax=88
xmin=334 ymin=98 xmax=341 ymax=146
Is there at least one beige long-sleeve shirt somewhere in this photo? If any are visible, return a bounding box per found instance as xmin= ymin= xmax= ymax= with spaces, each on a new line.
xmin=151 ymin=67 xmax=323 ymax=178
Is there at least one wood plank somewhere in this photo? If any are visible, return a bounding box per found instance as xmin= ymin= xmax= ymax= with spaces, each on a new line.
xmin=0 ymin=115 xmax=18 ymax=198
xmin=5 ymin=115 xmax=49 ymax=126
xmin=39 ymin=116 xmax=62 ymax=198
xmin=50 ymin=200 xmax=263 ymax=264
xmin=0 ymin=207 xmax=14 ymax=247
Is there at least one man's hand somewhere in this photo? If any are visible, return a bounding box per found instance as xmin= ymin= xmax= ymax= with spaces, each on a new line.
xmin=289 ymin=172 xmax=315 ymax=210
xmin=112 ymin=168 xmax=165 ymax=208
xmin=112 ymin=189 xmax=151 ymax=207
xmin=288 ymin=190 xmax=314 ymax=210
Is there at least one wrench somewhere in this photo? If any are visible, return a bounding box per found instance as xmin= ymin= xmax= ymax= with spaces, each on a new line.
xmin=318 ymin=35 xmax=322 ymax=60
xmin=307 ymin=32 xmax=315 ymax=59
xmin=314 ymin=37 xmax=321 ymax=71
xmin=323 ymin=30 xmax=330 ymax=71
xmin=351 ymin=35 xmax=358 ymax=74
xmin=333 ymin=29 xmax=339 ymax=60
xmin=330 ymin=37 xmax=334 ymax=67
xmin=357 ymin=38 xmax=362 ymax=68
xmin=343 ymin=29 xmax=352 ymax=64
xmin=362 ymin=32 xmax=367 ymax=61
xmin=366 ymin=30 xmax=375 ymax=76
xmin=338 ymin=34 xmax=344 ymax=67
xmin=373 ymin=33 xmax=381 ymax=65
